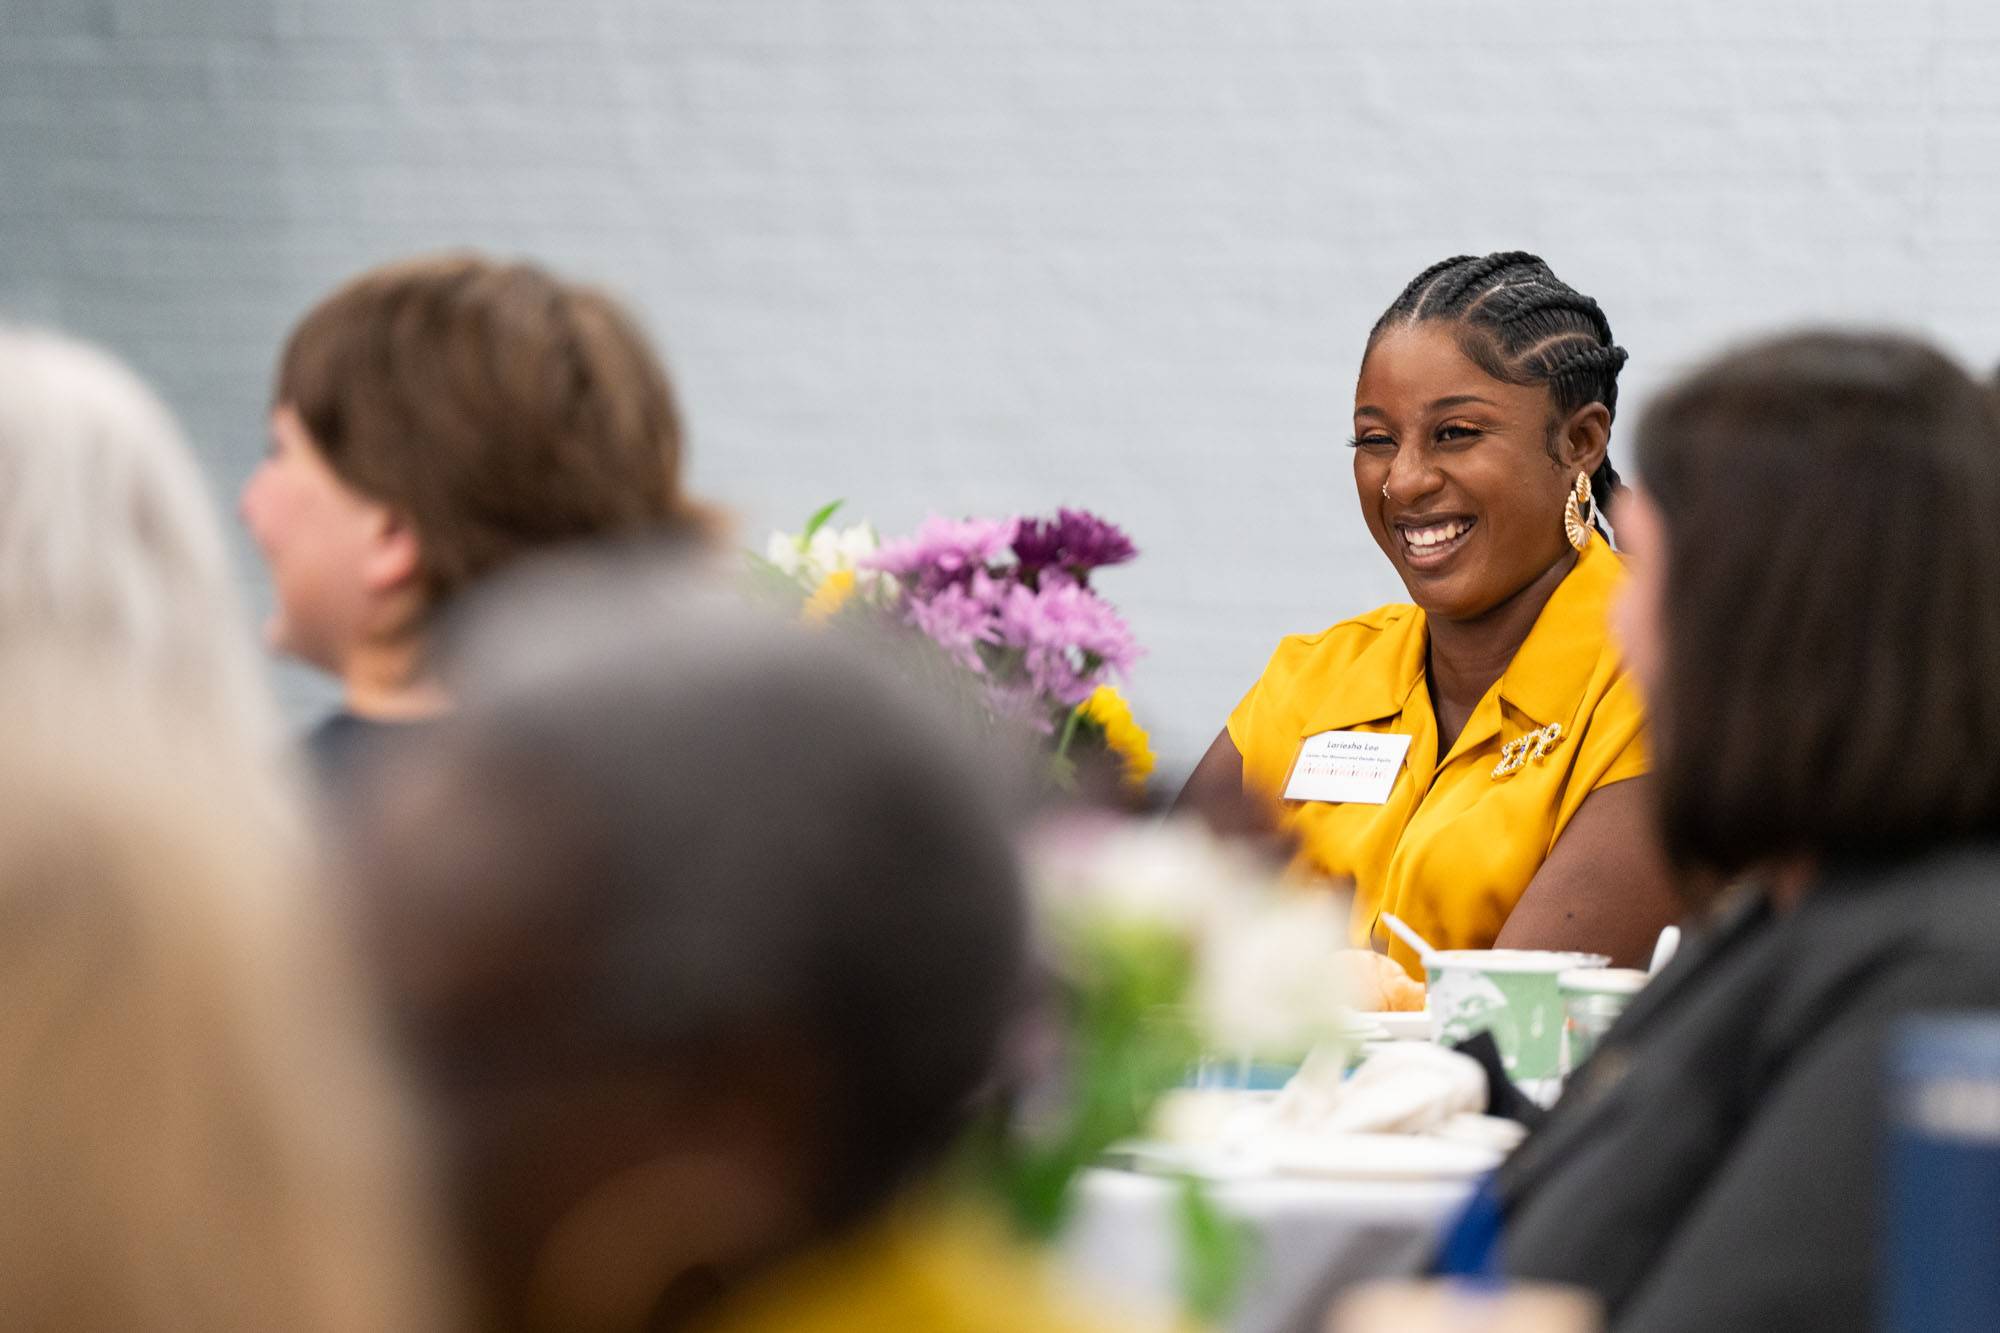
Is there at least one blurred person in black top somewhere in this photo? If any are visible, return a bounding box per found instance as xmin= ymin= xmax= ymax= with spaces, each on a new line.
xmin=1445 ymin=332 xmax=2000 ymax=1331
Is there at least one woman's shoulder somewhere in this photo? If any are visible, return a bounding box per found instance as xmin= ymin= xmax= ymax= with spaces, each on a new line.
xmin=1264 ymin=600 xmax=1422 ymax=669
xmin=1759 ymin=845 xmax=2000 ymax=1043
xmin=1798 ymin=846 xmax=2000 ymax=974
xmin=1231 ymin=602 xmax=1424 ymax=754
xmin=1230 ymin=602 xmax=1428 ymax=762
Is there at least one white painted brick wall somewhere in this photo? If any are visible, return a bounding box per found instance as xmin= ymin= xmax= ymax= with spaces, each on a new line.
xmin=6 ymin=0 xmax=1999 ymax=772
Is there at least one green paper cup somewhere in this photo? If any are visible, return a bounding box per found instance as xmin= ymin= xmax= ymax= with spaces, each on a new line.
xmin=1426 ymin=950 xmax=1610 ymax=1081
xmin=1559 ymin=967 xmax=1650 ymax=1075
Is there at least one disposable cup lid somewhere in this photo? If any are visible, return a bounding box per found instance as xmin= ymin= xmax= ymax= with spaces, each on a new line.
xmin=1559 ymin=967 xmax=1649 ymax=995
xmin=1427 ymin=949 xmax=1610 ymax=974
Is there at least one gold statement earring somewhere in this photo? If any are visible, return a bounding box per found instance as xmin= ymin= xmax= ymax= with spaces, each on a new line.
xmin=1563 ymin=471 xmax=1594 ymax=551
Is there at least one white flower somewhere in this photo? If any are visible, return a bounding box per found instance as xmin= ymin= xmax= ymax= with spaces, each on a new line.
xmin=828 ymin=522 xmax=881 ymax=570
xmin=1192 ymin=890 xmax=1353 ymax=1059
xmin=1029 ymin=817 xmax=1243 ymax=939
xmin=765 ymin=531 xmax=808 ymax=579
xmin=766 ymin=522 xmax=882 ymax=592
xmin=1027 ymin=815 xmax=1356 ymax=1060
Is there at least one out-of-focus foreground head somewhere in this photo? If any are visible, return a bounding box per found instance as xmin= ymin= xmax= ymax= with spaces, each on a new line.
xmin=349 ymin=554 xmax=1032 ymax=1332
xmin=0 ymin=325 xmax=282 ymax=753
xmin=1626 ymin=330 xmax=2000 ymax=880
xmin=0 ymin=681 xmax=455 ymax=1332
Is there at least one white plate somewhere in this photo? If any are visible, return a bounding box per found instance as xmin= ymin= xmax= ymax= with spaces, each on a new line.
xmin=1099 ymin=1139 xmax=1270 ymax=1181
xmin=1267 ymin=1130 xmax=1502 ymax=1181
xmin=1361 ymin=1007 xmax=1434 ymax=1041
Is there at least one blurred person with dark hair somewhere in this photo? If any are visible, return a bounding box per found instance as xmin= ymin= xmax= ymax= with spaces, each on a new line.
xmin=347 ymin=559 xmax=1116 ymax=1332
xmin=0 ymin=678 xmax=456 ymax=1333
xmin=1453 ymin=332 xmax=2000 ymax=1329
xmin=239 ymin=253 xmax=715 ymax=784
xmin=1181 ymin=252 xmax=1677 ymax=972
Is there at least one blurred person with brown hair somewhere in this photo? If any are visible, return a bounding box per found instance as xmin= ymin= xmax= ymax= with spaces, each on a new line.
xmin=0 ymin=678 xmax=457 ymax=1332
xmin=346 ymin=556 xmax=1118 ymax=1333
xmin=0 ymin=324 xmax=286 ymax=762
xmin=239 ymin=253 xmax=715 ymax=783
xmin=1450 ymin=333 xmax=2000 ymax=1329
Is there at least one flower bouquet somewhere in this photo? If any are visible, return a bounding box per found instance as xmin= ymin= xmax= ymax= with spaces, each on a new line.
xmin=978 ymin=816 xmax=1358 ymax=1320
xmin=753 ymin=502 xmax=1154 ymax=794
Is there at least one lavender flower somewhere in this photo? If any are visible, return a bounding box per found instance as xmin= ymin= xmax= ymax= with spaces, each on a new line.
xmin=866 ymin=515 xmax=1020 ymax=596
xmin=1012 ymin=508 xmax=1137 ymax=583
xmin=828 ymin=505 xmax=1142 ymax=737
xmin=983 ymin=678 xmax=1059 ymax=734
xmin=993 ymin=577 xmax=1141 ymax=707
xmin=904 ymin=576 xmax=999 ymax=673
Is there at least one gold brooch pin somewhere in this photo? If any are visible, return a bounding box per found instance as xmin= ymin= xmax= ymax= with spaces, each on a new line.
xmin=1492 ymin=723 xmax=1564 ymax=780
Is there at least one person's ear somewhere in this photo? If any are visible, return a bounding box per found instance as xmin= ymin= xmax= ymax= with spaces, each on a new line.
xmin=360 ymin=507 xmax=422 ymax=596
xmin=1557 ymin=403 xmax=1611 ymax=478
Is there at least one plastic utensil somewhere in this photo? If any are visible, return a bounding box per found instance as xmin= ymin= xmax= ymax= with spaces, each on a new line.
xmin=1381 ymin=912 xmax=1439 ymax=965
xmin=1647 ymin=925 xmax=1682 ymax=976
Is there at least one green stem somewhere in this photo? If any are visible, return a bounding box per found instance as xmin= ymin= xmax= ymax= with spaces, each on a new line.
xmin=1055 ymin=704 xmax=1084 ymax=762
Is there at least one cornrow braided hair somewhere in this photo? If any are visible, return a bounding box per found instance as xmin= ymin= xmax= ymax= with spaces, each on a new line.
xmin=1369 ymin=251 xmax=1628 ymax=525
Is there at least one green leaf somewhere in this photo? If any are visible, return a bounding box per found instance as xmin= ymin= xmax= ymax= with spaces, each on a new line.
xmin=741 ymin=552 xmax=810 ymax=608
xmin=1173 ymin=1173 xmax=1254 ymax=1321
xmin=799 ymin=498 xmax=846 ymax=545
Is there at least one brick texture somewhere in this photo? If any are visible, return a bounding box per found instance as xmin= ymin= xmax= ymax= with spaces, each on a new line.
xmin=5 ymin=0 xmax=1997 ymax=770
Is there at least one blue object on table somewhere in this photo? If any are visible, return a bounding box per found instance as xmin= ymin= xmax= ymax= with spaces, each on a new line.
xmin=1184 ymin=1056 xmax=1302 ymax=1092
xmin=1431 ymin=1175 xmax=1503 ymax=1279
xmin=1885 ymin=1014 xmax=2000 ymax=1333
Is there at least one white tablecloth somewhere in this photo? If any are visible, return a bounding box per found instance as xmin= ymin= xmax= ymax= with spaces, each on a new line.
xmin=1061 ymin=1168 xmax=1473 ymax=1333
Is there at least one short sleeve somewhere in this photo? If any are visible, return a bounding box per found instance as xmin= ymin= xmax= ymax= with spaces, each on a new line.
xmin=1572 ymin=668 xmax=1650 ymax=794
xmin=1225 ymin=673 xmax=1265 ymax=759
xmin=1225 ymin=632 xmax=1324 ymax=797
xmin=1224 ymin=613 xmax=1413 ymax=802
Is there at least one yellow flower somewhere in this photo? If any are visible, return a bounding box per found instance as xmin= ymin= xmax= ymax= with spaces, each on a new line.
xmin=1078 ymin=684 xmax=1155 ymax=791
xmin=802 ymin=568 xmax=858 ymax=624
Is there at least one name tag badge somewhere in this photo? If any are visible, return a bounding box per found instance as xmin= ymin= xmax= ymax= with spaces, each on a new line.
xmin=1283 ymin=730 xmax=1413 ymax=805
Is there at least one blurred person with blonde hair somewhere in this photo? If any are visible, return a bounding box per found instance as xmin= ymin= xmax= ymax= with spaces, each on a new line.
xmin=0 ymin=680 xmax=456 ymax=1332
xmin=0 ymin=324 xmax=284 ymax=758
xmin=240 ymin=253 xmax=715 ymax=784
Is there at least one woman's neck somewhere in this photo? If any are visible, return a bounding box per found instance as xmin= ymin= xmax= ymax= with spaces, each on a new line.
xmin=338 ymin=635 xmax=450 ymax=721
xmin=1425 ymin=547 xmax=1578 ymax=744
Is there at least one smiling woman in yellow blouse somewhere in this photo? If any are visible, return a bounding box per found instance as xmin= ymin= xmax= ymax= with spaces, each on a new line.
xmin=1181 ymin=252 xmax=1679 ymax=973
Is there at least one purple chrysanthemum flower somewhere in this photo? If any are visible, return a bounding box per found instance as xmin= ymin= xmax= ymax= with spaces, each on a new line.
xmin=983 ymin=678 xmax=1059 ymax=734
xmin=904 ymin=577 xmax=999 ymax=673
xmin=1011 ymin=508 xmax=1137 ymax=583
xmin=866 ymin=515 xmax=1020 ymax=596
xmin=992 ymin=578 xmax=1141 ymax=707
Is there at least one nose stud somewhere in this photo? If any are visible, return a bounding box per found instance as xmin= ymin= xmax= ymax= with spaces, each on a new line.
xmin=1381 ymin=483 xmax=1391 ymax=500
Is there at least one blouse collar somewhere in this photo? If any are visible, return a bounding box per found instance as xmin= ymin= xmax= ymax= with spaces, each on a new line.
xmin=1298 ymin=531 xmax=1627 ymax=741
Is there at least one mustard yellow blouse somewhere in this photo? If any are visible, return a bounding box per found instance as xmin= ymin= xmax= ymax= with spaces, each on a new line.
xmin=1228 ymin=534 xmax=1647 ymax=976
xmin=694 ymin=1200 xmax=1133 ymax=1333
